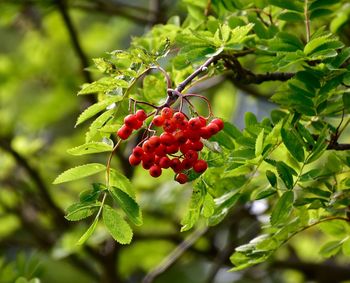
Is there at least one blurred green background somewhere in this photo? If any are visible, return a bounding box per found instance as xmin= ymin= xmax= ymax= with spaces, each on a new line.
xmin=1 ymin=1 xmax=350 ymax=283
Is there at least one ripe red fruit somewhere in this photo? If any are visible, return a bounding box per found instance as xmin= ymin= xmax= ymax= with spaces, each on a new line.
xmin=163 ymin=119 xmax=177 ymax=133
xmin=135 ymin=109 xmax=147 ymax=121
xmin=200 ymin=126 xmax=212 ymax=139
xmin=142 ymin=140 xmax=154 ymax=153
xmin=198 ymin=116 xmax=207 ymax=127
xmin=117 ymin=125 xmax=132 ymax=140
xmin=142 ymin=153 xmax=155 ymax=169
xmin=178 ymin=120 xmax=188 ymax=130
xmin=160 ymin=132 xmax=176 ymax=146
xmin=207 ymin=122 xmax=220 ymax=135
xmin=176 ymin=173 xmax=188 ymax=184
xmin=211 ymin=118 xmax=224 ymax=130
xmin=161 ymin=107 xmax=173 ymax=119
xmin=148 ymin=136 xmax=161 ymax=147
xmin=173 ymin=112 xmax=185 ymax=123
xmin=129 ymin=154 xmax=141 ymax=166
xmin=149 ymin=165 xmax=162 ymax=177
xmin=182 ymin=158 xmax=193 ymax=169
xmin=180 ymin=143 xmax=191 ymax=154
xmin=159 ymin=156 xmax=171 ymax=168
xmin=124 ymin=114 xmax=139 ymax=129
xmin=188 ymin=117 xmax=202 ymax=131
xmin=170 ymin=158 xmax=183 ymax=173
xmin=193 ymin=159 xmax=208 ymax=173
xmin=132 ymin=146 xmax=144 ymax=158
xmin=190 ymin=140 xmax=204 ymax=151
xmin=184 ymin=150 xmax=198 ymax=163
xmin=153 ymin=115 xmax=165 ymax=127
xmin=174 ymin=131 xmax=187 ymax=144
xmin=166 ymin=144 xmax=178 ymax=154
xmin=134 ymin=119 xmax=143 ymax=130
xmin=155 ymin=144 xmax=167 ymax=156
xmin=185 ymin=130 xmax=201 ymax=142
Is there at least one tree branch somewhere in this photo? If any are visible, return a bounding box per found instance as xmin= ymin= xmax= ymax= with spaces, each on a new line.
xmin=54 ymin=0 xmax=93 ymax=84
xmin=0 ymin=137 xmax=68 ymax=227
xmin=327 ymin=143 xmax=350 ymax=150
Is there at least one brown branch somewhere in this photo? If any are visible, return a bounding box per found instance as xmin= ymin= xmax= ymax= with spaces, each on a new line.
xmin=327 ymin=143 xmax=350 ymax=150
xmin=54 ymin=0 xmax=93 ymax=84
xmin=0 ymin=137 xmax=68 ymax=227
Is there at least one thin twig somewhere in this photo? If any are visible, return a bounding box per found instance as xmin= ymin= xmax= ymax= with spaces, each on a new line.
xmin=142 ymin=226 xmax=208 ymax=283
xmin=304 ymin=0 xmax=310 ymax=42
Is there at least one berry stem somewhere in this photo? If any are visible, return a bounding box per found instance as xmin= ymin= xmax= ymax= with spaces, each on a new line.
xmin=183 ymin=93 xmax=214 ymax=118
xmin=175 ymin=56 xmax=216 ymax=93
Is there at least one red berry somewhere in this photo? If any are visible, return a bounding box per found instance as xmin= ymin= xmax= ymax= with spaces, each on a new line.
xmin=129 ymin=154 xmax=141 ymax=166
xmin=117 ymin=125 xmax=132 ymax=140
xmin=135 ymin=109 xmax=147 ymax=121
xmin=161 ymin=107 xmax=173 ymax=119
xmin=180 ymin=143 xmax=191 ymax=154
xmin=159 ymin=156 xmax=171 ymax=168
xmin=178 ymin=120 xmax=188 ymax=130
xmin=176 ymin=173 xmax=188 ymax=184
xmin=155 ymin=144 xmax=167 ymax=156
xmin=153 ymin=115 xmax=165 ymax=127
xmin=163 ymin=119 xmax=177 ymax=133
xmin=188 ymin=117 xmax=202 ymax=131
xmin=149 ymin=165 xmax=162 ymax=177
xmin=148 ymin=136 xmax=161 ymax=147
xmin=174 ymin=131 xmax=187 ymax=144
xmin=207 ymin=123 xmax=220 ymax=135
xmin=200 ymin=127 xmax=212 ymax=139
xmin=193 ymin=159 xmax=208 ymax=173
xmin=134 ymin=119 xmax=143 ymax=130
xmin=198 ymin=116 xmax=207 ymax=127
xmin=124 ymin=114 xmax=139 ymax=129
xmin=154 ymin=155 xmax=161 ymax=165
xmin=190 ymin=140 xmax=204 ymax=151
xmin=170 ymin=158 xmax=183 ymax=173
xmin=142 ymin=140 xmax=154 ymax=153
xmin=132 ymin=146 xmax=144 ymax=158
xmin=142 ymin=153 xmax=155 ymax=169
xmin=182 ymin=158 xmax=193 ymax=169
xmin=160 ymin=132 xmax=176 ymax=146
xmin=184 ymin=150 xmax=198 ymax=163
xmin=173 ymin=112 xmax=185 ymax=123
xmin=166 ymin=144 xmax=179 ymax=154
xmin=211 ymin=118 xmax=224 ymax=130
xmin=185 ymin=130 xmax=201 ymax=142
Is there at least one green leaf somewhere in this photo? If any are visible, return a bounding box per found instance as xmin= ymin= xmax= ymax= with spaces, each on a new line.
xmin=65 ymin=203 xmax=99 ymax=221
xmin=109 ymin=168 xmax=135 ymax=198
xmin=304 ymin=34 xmax=333 ymax=55
xmin=223 ymin=122 xmax=242 ymax=139
xmin=319 ymin=240 xmax=342 ymax=258
xmin=53 ymin=163 xmax=106 ymax=184
xmin=209 ymin=191 xmax=241 ymax=226
xmin=343 ymin=93 xmax=350 ymax=109
xmin=270 ymin=191 xmax=294 ymax=226
xmin=319 ymin=220 xmax=348 ymax=238
xmin=202 ymin=193 xmax=215 ymax=218
xmin=266 ymin=170 xmax=277 ymax=187
xmin=103 ymin=205 xmax=133 ymax=244
xmin=78 ymin=77 xmax=128 ymax=95
xmin=77 ymin=217 xmax=99 ymax=245
xmin=110 ymin=186 xmax=142 ymax=226
xmin=306 ymin=128 xmax=328 ymax=164
xmin=181 ymin=182 xmax=206 ymax=231
xmin=255 ymin=188 xmax=277 ymax=200
xmin=245 ymin=112 xmax=258 ymax=127
xmin=281 ymin=128 xmax=305 ymax=162
xmin=276 ymin=162 xmax=294 ymax=190
xmin=269 ymin=0 xmax=303 ymax=12
xmin=67 ymin=141 xmax=113 ymax=156
xmin=75 ymin=97 xmax=122 ymax=126
xmin=255 ymin=129 xmax=264 ymax=156
xmin=342 ymin=238 xmax=350 ymax=256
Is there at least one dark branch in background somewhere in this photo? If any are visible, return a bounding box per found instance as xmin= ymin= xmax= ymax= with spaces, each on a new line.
xmin=327 ymin=143 xmax=350 ymax=150
xmin=222 ymin=55 xmax=295 ymax=84
xmin=54 ymin=0 xmax=93 ymax=83
xmin=70 ymin=0 xmax=163 ymax=25
xmin=0 ymin=137 xmax=68 ymax=228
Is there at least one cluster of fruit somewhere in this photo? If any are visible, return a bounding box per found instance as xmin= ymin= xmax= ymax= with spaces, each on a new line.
xmin=117 ymin=107 xmax=223 ymax=184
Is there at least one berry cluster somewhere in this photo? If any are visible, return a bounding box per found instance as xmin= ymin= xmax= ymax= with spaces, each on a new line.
xmin=117 ymin=109 xmax=147 ymax=140
xmin=118 ymin=106 xmax=224 ymax=184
